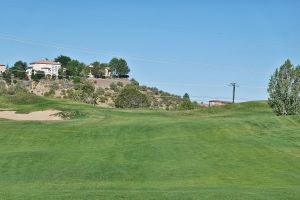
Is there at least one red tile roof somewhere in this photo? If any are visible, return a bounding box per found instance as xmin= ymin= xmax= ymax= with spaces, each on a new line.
xmin=30 ymin=60 xmax=60 ymax=65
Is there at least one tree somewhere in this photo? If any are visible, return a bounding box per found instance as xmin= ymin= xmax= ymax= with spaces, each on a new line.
xmin=268 ymin=59 xmax=300 ymax=115
xmin=109 ymin=58 xmax=118 ymax=76
xmin=183 ymin=93 xmax=190 ymax=100
xmin=66 ymin=60 xmax=85 ymax=77
xmin=2 ymin=69 xmax=12 ymax=84
xmin=0 ymin=80 xmax=7 ymax=95
xmin=91 ymin=61 xmax=106 ymax=78
xmin=11 ymin=61 xmax=27 ymax=79
xmin=55 ymin=55 xmax=72 ymax=78
xmin=55 ymin=55 xmax=71 ymax=68
xmin=80 ymin=81 xmax=96 ymax=104
xmin=179 ymin=93 xmax=195 ymax=110
xmin=31 ymin=70 xmax=45 ymax=81
xmin=109 ymin=58 xmax=130 ymax=77
xmin=115 ymin=85 xmax=150 ymax=108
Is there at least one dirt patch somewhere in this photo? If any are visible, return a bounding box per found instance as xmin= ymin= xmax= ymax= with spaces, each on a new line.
xmin=90 ymin=78 xmax=131 ymax=89
xmin=0 ymin=110 xmax=62 ymax=121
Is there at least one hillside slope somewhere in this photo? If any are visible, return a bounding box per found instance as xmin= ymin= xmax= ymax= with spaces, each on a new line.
xmin=3 ymin=79 xmax=183 ymax=109
xmin=0 ymin=96 xmax=299 ymax=199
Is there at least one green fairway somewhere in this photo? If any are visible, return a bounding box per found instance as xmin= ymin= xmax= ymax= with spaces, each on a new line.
xmin=0 ymin=95 xmax=299 ymax=199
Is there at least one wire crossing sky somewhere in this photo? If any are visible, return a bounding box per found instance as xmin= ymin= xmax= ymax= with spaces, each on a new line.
xmin=0 ymin=0 xmax=299 ymax=102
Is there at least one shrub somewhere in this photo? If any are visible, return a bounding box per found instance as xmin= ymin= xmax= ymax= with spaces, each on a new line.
xmin=54 ymin=110 xmax=85 ymax=119
xmin=117 ymin=81 xmax=124 ymax=87
xmin=130 ymin=78 xmax=139 ymax=86
xmin=64 ymin=81 xmax=97 ymax=104
xmin=178 ymin=93 xmax=195 ymax=110
xmin=44 ymin=89 xmax=55 ymax=97
xmin=115 ymin=85 xmax=150 ymax=108
xmin=109 ymin=82 xmax=118 ymax=92
xmin=2 ymin=70 xmax=12 ymax=84
xmin=0 ymin=80 xmax=7 ymax=95
xmin=31 ymin=70 xmax=45 ymax=81
xmin=139 ymin=85 xmax=148 ymax=91
xmin=61 ymin=89 xmax=67 ymax=98
xmin=50 ymin=82 xmax=59 ymax=91
xmin=80 ymin=81 xmax=95 ymax=96
xmin=95 ymin=88 xmax=105 ymax=95
xmin=72 ymin=77 xmax=81 ymax=84
xmin=178 ymin=99 xmax=195 ymax=110
xmin=98 ymin=95 xmax=107 ymax=103
xmin=6 ymin=82 xmax=28 ymax=95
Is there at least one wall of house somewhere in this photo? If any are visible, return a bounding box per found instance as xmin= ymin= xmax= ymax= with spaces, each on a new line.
xmin=29 ymin=64 xmax=61 ymax=76
xmin=0 ymin=65 xmax=6 ymax=73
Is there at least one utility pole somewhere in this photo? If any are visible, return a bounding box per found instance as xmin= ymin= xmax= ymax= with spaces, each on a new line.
xmin=229 ymin=83 xmax=238 ymax=103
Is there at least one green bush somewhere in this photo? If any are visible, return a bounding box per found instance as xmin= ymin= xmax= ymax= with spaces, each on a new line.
xmin=54 ymin=110 xmax=85 ymax=119
xmin=110 ymin=82 xmax=118 ymax=92
xmin=178 ymin=99 xmax=195 ymax=110
xmin=6 ymin=82 xmax=28 ymax=95
xmin=117 ymin=82 xmax=124 ymax=87
xmin=44 ymin=89 xmax=55 ymax=97
xmin=98 ymin=95 xmax=107 ymax=103
xmin=96 ymin=88 xmax=105 ymax=96
xmin=178 ymin=93 xmax=195 ymax=110
xmin=72 ymin=77 xmax=81 ymax=84
xmin=0 ymin=80 xmax=7 ymax=95
xmin=115 ymin=85 xmax=150 ymax=108
xmin=31 ymin=70 xmax=45 ymax=81
xmin=139 ymin=85 xmax=148 ymax=92
xmin=64 ymin=81 xmax=97 ymax=104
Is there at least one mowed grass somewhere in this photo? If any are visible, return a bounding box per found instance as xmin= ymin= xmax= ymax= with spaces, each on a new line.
xmin=0 ymin=95 xmax=299 ymax=199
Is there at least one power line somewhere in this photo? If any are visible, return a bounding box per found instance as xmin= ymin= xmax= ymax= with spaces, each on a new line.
xmin=0 ymin=34 xmax=178 ymax=65
xmin=1 ymin=70 xmax=248 ymax=102
xmin=142 ymin=81 xmax=266 ymax=89
xmin=1 ymin=68 xmax=268 ymax=89
xmin=0 ymin=33 xmax=271 ymax=75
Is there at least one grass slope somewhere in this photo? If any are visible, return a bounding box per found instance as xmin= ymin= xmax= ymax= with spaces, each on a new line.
xmin=0 ymin=95 xmax=299 ymax=199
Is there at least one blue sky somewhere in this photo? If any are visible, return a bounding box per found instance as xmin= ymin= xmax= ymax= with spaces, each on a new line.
xmin=0 ymin=0 xmax=299 ymax=102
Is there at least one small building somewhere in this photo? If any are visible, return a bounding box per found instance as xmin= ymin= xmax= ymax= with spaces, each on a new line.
xmin=87 ymin=64 xmax=112 ymax=78
xmin=208 ymin=100 xmax=231 ymax=107
xmin=0 ymin=64 xmax=6 ymax=74
xmin=27 ymin=60 xmax=61 ymax=78
xmin=103 ymin=67 xmax=112 ymax=78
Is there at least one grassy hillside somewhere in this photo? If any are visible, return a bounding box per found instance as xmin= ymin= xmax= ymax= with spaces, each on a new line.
xmin=0 ymin=95 xmax=299 ymax=199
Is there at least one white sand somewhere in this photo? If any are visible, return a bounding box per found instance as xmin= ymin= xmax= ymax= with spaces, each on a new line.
xmin=0 ymin=110 xmax=62 ymax=121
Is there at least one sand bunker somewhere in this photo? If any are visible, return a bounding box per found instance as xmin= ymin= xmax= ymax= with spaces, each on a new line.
xmin=0 ymin=110 xmax=62 ymax=121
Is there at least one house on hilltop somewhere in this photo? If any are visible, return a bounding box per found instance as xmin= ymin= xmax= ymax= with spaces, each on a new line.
xmin=87 ymin=64 xmax=112 ymax=78
xmin=0 ymin=64 xmax=6 ymax=74
xmin=104 ymin=67 xmax=112 ymax=78
xmin=26 ymin=60 xmax=61 ymax=78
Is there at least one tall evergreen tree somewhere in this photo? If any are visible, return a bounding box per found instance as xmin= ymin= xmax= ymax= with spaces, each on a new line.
xmin=55 ymin=55 xmax=71 ymax=68
xmin=109 ymin=58 xmax=130 ymax=77
xmin=11 ymin=61 xmax=27 ymax=79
